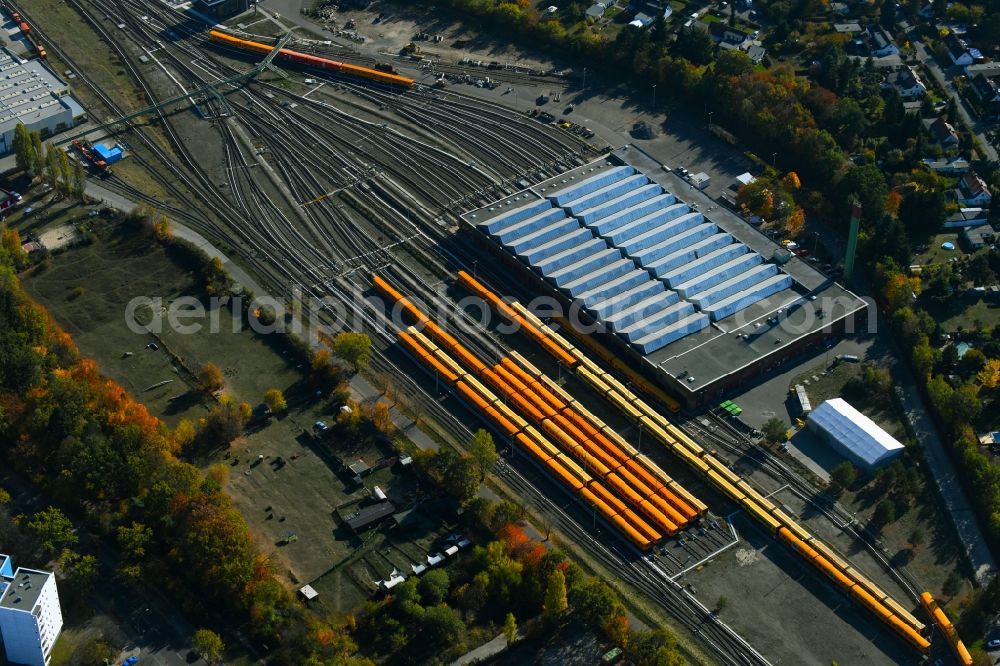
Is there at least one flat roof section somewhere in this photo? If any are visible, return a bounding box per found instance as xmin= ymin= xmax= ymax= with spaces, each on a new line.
xmin=0 ymin=568 xmax=50 ymax=611
xmin=0 ymin=51 xmax=75 ymax=138
xmin=808 ymin=398 xmax=904 ymax=468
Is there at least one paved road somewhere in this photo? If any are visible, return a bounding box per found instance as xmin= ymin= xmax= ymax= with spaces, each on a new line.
xmin=449 ymin=631 xmax=511 ymax=666
xmin=908 ymin=29 xmax=999 ymax=162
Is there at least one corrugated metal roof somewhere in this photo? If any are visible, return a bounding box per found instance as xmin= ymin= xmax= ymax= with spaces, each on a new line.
xmin=808 ymin=398 xmax=904 ymax=468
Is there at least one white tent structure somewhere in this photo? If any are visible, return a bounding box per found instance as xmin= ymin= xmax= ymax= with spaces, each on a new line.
xmin=807 ymin=398 xmax=904 ymax=470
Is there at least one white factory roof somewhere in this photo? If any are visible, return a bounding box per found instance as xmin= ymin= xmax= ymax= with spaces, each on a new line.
xmin=808 ymin=398 xmax=904 ymax=468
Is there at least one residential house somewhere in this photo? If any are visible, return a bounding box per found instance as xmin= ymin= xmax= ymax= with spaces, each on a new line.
xmin=928 ymin=116 xmax=960 ymax=146
xmin=960 ymin=224 xmax=995 ymax=251
xmin=833 ymin=22 xmax=863 ymax=34
xmin=882 ymin=66 xmax=926 ymax=98
xmin=922 ymin=156 xmax=970 ymax=174
xmin=964 ymin=62 xmax=1000 ymax=79
xmin=971 ymin=73 xmax=1000 ymax=117
xmin=586 ymin=2 xmax=607 ymax=18
xmin=944 ymin=33 xmax=981 ymax=66
xmin=708 ymin=22 xmax=751 ymax=49
xmin=829 ymin=2 xmax=850 ymax=14
xmin=745 ymin=43 xmax=766 ymax=64
xmin=955 ymin=171 xmax=993 ymax=207
xmin=867 ymin=25 xmax=899 ymax=57
xmin=629 ymin=11 xmax=654 ymax=26
xmin=943 ymin=208 xmax=990 ymax=228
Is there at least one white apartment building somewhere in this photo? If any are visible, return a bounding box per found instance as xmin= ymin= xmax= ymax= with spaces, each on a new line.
xmin=0 ymin=554 xmax=63 ymax=666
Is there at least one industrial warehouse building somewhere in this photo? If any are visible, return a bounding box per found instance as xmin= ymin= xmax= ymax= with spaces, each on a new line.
xmin=464 ymin=147 xmax=867 ymax=407
xmin=0 ymin=50 xmax=86 ymax=155
xmin=807 ymin=398 xmax=905 ymax=469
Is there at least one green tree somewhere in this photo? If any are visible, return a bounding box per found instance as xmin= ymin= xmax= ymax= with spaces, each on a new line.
xmin=762 ymin=417 xmax=787 ymax=443
xmin=908 ymin=527 xmax=925 ymax=549
xmin=943 ymin=571 xmax=963 ymax=597
xmin=72 ymin=160 xmax=87 ymax=200
xmin=78 ymin=636 xmax=115 ymax=666
xmin=570 ymin=577 xmax=622 ymax=630
xmin=60 ymin=550 xmax=98 ymax=596
xmin=57 ymin=147 xmax=72 ymax=195
xmin=418 ymin=568 xmax=450 ymax=605
xmin=0 ymin=488 xmax=9 ymax=505
xmin=331 ymin=332 xmax=372 ymax=371
xmin=627 ymin=628 xmax=684 ymax=666
xmin=30 ymin=131 xmax=44 ymax=177
xmin=469 ymin=429 xmax=498 ymax=482
xmin=117 ymin=522 xmax=152 ymax=561
xmin=673 ymin=26 xmax=713 ymax=65
xmin=192 ymin=629 xmax=224 ymax=665
xmin=503 ymin=612 xmax=517 ymax=646
xmin=28 ymin=506 xmax=77 ymax=554
xmin=44 ymin=143 xmax=60 ymax=189
xmin=420 ymin=604 xmax=465 ymax=647
xmin=11 ymin=123 xmax=32 ymax=174
xmin=838 ymin=165 xmax=888 ymax=224
xmin=543 ymin=568 xmax=568 ymax=619
xmin=874 ymin=499 xmax=897 ymax=527
xmin=715 ymin=595 xmax=729 ymax=613
xmin=830 ymin=461 xmax=858 ymax=491
xmin=262 ymin=388 xmax=287 ymax=413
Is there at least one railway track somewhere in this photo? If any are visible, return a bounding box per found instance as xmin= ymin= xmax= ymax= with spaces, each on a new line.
xmin=25 ymin=2 xmax=779 ymax=662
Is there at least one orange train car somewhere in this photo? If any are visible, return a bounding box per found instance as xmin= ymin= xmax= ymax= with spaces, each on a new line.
xmin=208 ymin=30 xmax=414 ymax=87
xmin=920 ymin=592 xmax=972 ymax=666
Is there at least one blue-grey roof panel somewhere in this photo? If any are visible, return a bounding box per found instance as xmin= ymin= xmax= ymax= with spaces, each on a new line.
xmin=620 ymin=302 xmax=697 ymax=342
xmin=605 ymin=204 xmax=694 ymax=246
xmin=702 ymin=274 xmax=795 ymax=321
xmin=662 ymin=244 xmax=749 ymax=287
xmin=508 ymin=218 xmax=580 ymax=255
xmin=586 ymin=194 xmax=678 ymax=235
xmin=560 ymin=259 xmax=636 ymax=298
xmin=586 ymin=279 xmax=666 ymax=315
xmin=494 ymin=208 xmax=567 ymax=245
xmin=533 ymin=238 xmax=609 ymax=274
xmin=689 ymin=264 xmax=780 ymax=308
xmin=563 ymin=175 xmax=650 ymax=215
xmin=629 ymin=223 xmax=720 ymax=265
xmin=632 ymin=313 xmax=711 ymax=354
xmin=579 ymin=269 xmax=657 ymax=307
xmin=622 ymin=222 xmax=716 ymax=262
xmin=674 ymin=253 xmax=765 ymax=298
xmin=481 ymin=199 xmax=552 ymax=235
xmin=549 ymin=248 xmax=623 ymax=286
xmin=576 ymin=185 xmax=663 ymax=226
xmin=546 ymin=166 xmax=635 ymax=207
xmin=605 ymin=291 xmax=681 ymax=330
xmin=520 ymin=227 xmax=593 ymax=264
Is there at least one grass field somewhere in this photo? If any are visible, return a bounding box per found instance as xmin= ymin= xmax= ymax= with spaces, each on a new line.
xmin=21 ymin=222 xmax=209 ymax=426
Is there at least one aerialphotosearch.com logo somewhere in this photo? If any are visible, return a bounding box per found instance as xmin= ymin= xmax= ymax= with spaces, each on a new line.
xmin=124 ymin=287 xmax=876 ymax=343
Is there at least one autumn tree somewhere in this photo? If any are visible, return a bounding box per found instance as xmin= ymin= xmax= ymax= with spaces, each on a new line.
xmin=198 ymin=362 xmax=224 ymax=393
xmin=263 ymin=388 xmax=287 ymax=413
xmin=977 ymin=359 xmax=1000 ymax=390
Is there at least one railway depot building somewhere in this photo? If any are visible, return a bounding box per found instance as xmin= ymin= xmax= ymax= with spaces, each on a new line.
xmin=0 ymin=50 xmax=86 ymax=155
xmin=463 ymin=147 xmax=867 ymax=409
